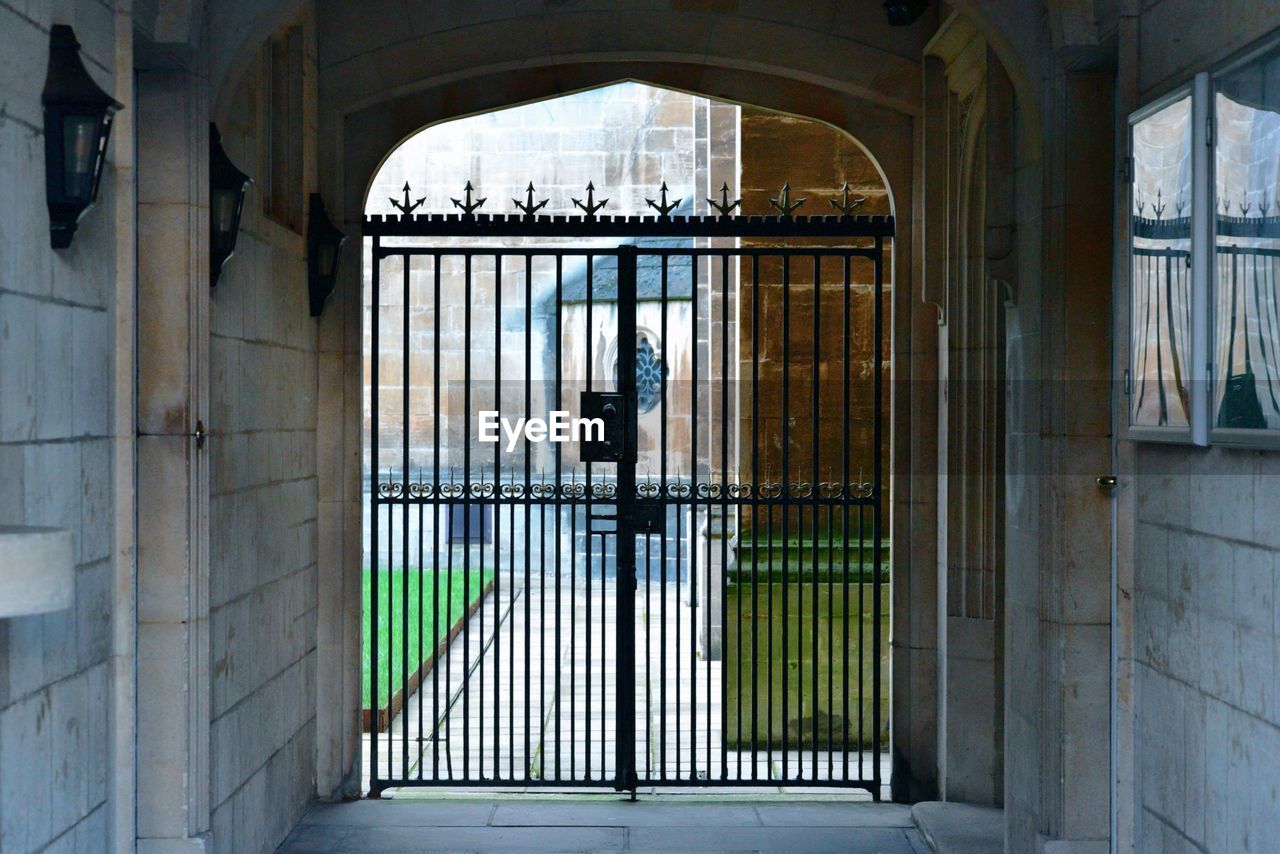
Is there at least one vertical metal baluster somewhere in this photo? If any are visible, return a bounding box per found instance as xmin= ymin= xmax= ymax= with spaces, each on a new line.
xmin=781 ymin=252 xmax=790 ymax=782
xmin=660 ymin=254 xmax=669 ymax=781
xmin=463 ymin=252 xmax=472 ymax=781
xmin=750 ymin=253 xmax=760 ymax=782
xmin=505 ymin=493 xmax=513 ymax=780
xmin=386 ymin=474 xmax=394 ymax=778
xmin=432 ymin=254 xmax=442 ymax=782
xmin=524 ymin=251 xmax=533 ymax=782
xmin=418 ymin=484 xmax=425 ymax=779
xmin=811 ymin=254 xmax=820 ymax=779
xmin=570 ymin=464 xmax=578 ymax=780
xmin=690 ymin=251 xmax=698 ymax=780
xmin=370 ymin=237 xmax=380 ymax=793
xmin=555 ymin=255 xmax=564 ymax=782
xmin=675 ymin=485 xmax=682 ymax=778
xmin=402 ymin=254 xmax=412 ymax=781
xmin=492 ymin=254 xmax=501 ymax=781
xmin=585 ymin=253 xmax=594 ymax=780
xmin=645 ymin=522 xmax=652 ymax=782
xmin=615 ymin=245 xmax=638 ymax=795
xmin=842 ymin=253 xmax=850 ymax=783
xmin=872 ymin=237 xmax=884 ymax=799
xmin=719 ymin=251 xmax=730 ymax=782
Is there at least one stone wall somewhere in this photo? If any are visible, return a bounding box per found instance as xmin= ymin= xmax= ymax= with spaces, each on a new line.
xmin=1128 ymin=6 xmax=1280 ymax=851
xmin=0 ymin=2 xmax=122 ymax=851
xmin=738 ymin=108 xmax=891 ymax=516
xmin=206 ymin=19 xmax=320 ymax=854
xmin=363 ymin=82 xmax=713 ymax=483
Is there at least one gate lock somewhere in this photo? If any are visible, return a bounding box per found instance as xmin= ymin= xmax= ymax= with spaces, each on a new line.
xmin=579 ymin=390 xmax=629 ymax=462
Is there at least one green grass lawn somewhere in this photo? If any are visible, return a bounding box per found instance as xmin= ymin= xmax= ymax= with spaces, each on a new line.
xmin=362 ymin=567 xmax=493 ymax=709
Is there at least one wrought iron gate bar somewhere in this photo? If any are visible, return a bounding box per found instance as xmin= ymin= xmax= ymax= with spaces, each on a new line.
xmin=371 ymin=246 xmax=885 ymax=259
xmin=365 ymin=198 xmax=892 ymax=800
xmin=363 ymin=212 xmax=894 ymax=238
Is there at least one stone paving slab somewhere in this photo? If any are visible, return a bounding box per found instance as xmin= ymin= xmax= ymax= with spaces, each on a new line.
xmin=278 ymin=798 xmax=927 ymax=853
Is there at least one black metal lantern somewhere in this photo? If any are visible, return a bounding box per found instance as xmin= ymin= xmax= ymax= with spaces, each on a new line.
xmin=307 ymin=194 xmax=347 ymax=317
xmin=883 ymin=0 xmax=928 ymax=25
xmin=42 ymin=25 xmax=123 ymax=249
xmin=209 ymin=124 xmax=252 ymax=287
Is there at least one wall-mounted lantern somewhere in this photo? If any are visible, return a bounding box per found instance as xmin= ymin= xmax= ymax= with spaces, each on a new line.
xmin=209 ymin=124 xmax=252 ymax=287
xmin=307 ymin=194 xmax=347 ymax=317
xmin=883 ymin=0 xmax=928 ymax=26
xmin=42 ymin=24 xmax=123 ymax=249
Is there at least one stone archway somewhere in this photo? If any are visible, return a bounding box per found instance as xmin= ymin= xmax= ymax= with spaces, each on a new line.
xmin=179 ymin=4 xmax=1110 ymax=850
xmin=312 ymin=62 xmax=926 ymax=800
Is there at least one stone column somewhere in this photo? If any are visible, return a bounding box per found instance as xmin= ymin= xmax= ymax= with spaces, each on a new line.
xmin=698 ymin=505 xmax=733 ymax=660
xmin=134 ymin=67 xmax=212 ymax=851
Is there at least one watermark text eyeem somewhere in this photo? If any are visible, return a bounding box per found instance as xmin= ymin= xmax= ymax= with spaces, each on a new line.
xmin=478 ymin=410 xmax=604 ymax=452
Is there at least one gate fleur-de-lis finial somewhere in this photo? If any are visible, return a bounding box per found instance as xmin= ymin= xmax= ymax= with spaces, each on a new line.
xmin=513 ymin=182 xmax=549 ymax=217
xmin=390 ymin=181 xmax=425 ymax=215
xmin=707 ymin=181 xmax=741 ymax=217
xmin=1153 ymin=187 xmax=1166 ymax=220
xmin=451 ymin=181 xmax=487 ymax=215
xmin=645 ymin=182 xmax=681 ymax=218
xmin=769 ymin=183 xmax=806 ymax=218
xmin=830 ymin=182 xmax=867 ymax=217
xmin=572 ymin=182 xmax=608 ymax=219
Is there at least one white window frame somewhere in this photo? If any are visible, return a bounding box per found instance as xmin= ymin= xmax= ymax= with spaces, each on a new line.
xmin=1208 ymin=40 xmax=1280 ymax=450
xmin=1126 ymin=38 xmax=1280 ymax=450
xmin=1125 ymin=76 xmax=1210 ymax=446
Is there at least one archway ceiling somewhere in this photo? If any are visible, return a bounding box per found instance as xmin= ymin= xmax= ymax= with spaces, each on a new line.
xmin=315 ymin=2 xmax=928 ymax=117
xmin=211 ymin=1 xmax=937 ymax=119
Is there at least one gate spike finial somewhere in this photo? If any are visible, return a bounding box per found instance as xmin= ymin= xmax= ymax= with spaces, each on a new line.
xmin=707 ymin=181 xmax=741 ymax=217
xmin=645 ymin=181 xmax=682 ymax=218
xmin=514 ymin=182 xmax=549 ymax=217
xmin=769 ymin=183 xmax=806 ymax=218
xmin=390 ymin=181 xmax=426 ymax=215
xmin=451 ymin=181 xmax=487 ymax=215
xmin=572 ymin=182 xmax=608 ymax=219
xmin=830 ymin=182 xmax=867 ymax=217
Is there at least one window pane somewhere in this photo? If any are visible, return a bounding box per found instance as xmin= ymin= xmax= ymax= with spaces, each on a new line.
xmin=1131 ymin=95 xmax=1193 ymax=428
xmin=1214 ymin=47 xmax=1280 ymax=431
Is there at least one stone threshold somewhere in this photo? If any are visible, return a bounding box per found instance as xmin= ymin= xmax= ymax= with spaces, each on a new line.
xmin=911 ymin=801 xmax=1003 ymax=853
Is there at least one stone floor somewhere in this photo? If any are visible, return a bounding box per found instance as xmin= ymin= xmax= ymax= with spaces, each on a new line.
xmin=277 ymin=797 xmax=930 ymax=852
xmin=363 ymin=579 xmax=888 ymax=794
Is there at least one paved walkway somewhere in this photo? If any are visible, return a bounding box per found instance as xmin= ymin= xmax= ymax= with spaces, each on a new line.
xmin=278 ymin=797 xmax=929 ymax=853
xmin=364 ymin=579 xmax=888 ymax=793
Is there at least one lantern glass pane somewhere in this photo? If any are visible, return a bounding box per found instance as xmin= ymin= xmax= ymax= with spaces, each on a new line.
xmin=1213 ymin=45 xmax=1280 ymax=432
xmin=62 ymin=113 xmax=99 ymax=202
xmin=211 ymin=189 xmax=239 ymax=254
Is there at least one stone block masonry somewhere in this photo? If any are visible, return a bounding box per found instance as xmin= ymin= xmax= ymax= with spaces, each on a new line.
xmin=0 ymin=1 xmax=123 ymax=851
xmin=204 ymin=18 xmax=321 ymax=853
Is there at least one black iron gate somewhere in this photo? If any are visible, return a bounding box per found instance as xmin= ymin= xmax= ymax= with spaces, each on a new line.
xmin=366 ymin=186 xmax=891 ymax=797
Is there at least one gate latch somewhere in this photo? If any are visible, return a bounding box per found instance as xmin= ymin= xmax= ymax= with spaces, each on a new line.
xmin=579 ymin=391 xmax=626 ymax=462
